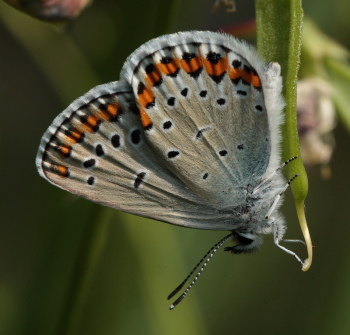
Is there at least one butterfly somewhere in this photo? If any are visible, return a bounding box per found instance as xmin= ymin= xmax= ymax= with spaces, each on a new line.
xmin=36 ymin=31 xmax=305 ymax=309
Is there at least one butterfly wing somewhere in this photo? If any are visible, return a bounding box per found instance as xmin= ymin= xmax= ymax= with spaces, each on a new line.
xmin=121 ymin=31 xmax=285 ymax=208
xmin=36 ymin=81 xmax=235 ymax=229
xmin=37 ymin=31 xmax=285 ymax=230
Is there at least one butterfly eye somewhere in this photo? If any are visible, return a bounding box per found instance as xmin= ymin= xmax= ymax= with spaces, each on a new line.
xmin=234 ymin=232 xmax=255 ymax=245
xmin=225 ymin=233 xmax=262 ymax=255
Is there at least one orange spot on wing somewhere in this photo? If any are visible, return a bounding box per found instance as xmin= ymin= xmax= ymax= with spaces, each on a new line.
xmin=252 ymin=74 xmax=261 ymax=88
xmin=228 ymin=67 xmax=255 ymax=85
xmin=241 ymin=68 xmax=252 ymax=84
xmin=57 ymin=145 xmax=72 ymax=158
xmin=82 ymin=115 xmax=101 ymax=132
xmin=100 ymin=103 xmax=121 ymax=121
xmin=157 ymin=61 xmax=179 ymax=76
xmin=51 ymin=164 xmax=69 ymax=178
xmin=139 ymin=108 xmax=152 ymax=129
xmin=228 ymin=64 xmax=261 ymax=88
xmin=66 ymin=128 xmax=84 ymax=143
xmin=228 ymin=67 xmax=242 ymax=80
xmin=138 ymin=86 xmax=155 ymax=108
xmin=146 ymin=69 xmax=162 ymax=87
xmin=177 ymin=56 xmax=203 ymax=73
xmin=203 ymin=55 xmax=229 ymax=76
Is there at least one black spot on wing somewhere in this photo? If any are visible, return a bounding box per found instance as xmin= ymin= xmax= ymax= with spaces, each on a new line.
xmin=87 ymin=176 xmax=95 ymax=185
xmin=145 ymin=63 xmax=155 ymax=74
xmin=199 ymin=90 xmax=207 ymax=97
xmin=167 ymin=150 xmax=180 ymax=159
xmin=163 ymin=121 xmax=173 ymax=130
xmin=167 ymin=97 xmax=175 ymax=106
xmin=111 ymin=134 xmax=121 ymax=148
xmin=96 ymin=144 xmax=105 ymax=156
xmin=83 ymin=159 xmax=96 ymax=168
xmin=146 ymin=98 xmax=156 ymax=109
xmin=137 ymin=82 xmax=145 ymax=95
xmin=182 ymin=52 xmax=196 ymax=62
xmin=217 ymin=98 xmax=226 ymax=105
xmin=206 ymin=51 xmax=222 ymax=64
xmin=210 ymin=72 xmax=226 ymax=84
xmin=188 ymin=67 xmax=203 ymax=79
xmin=181 ymin=88 xmax=188 ymax=96
xmin=161 ymin=56 xmax=173 ymax=64
xmin=131 ymin=129 xmax=141 ymax=145
xmin=232 ymin=60 xmax=242 ymax=68
xmin=134 ymin=172 xmax=146 ymax=189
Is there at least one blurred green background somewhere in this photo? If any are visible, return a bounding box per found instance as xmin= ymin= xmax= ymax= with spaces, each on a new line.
xmin=1 ymin=0 xmax=350 ymax=334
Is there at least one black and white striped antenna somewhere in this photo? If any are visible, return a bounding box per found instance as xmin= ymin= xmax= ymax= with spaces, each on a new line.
xmin=168 ymin=233 xmax=233 ymax=310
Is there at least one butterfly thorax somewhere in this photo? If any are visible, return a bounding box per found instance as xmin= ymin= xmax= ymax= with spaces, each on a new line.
xmin=222 ymin=174 xmax=286 ymax=253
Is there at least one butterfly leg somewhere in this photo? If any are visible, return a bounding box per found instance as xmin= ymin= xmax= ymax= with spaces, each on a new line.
xmin=265 ymin=174 xmax=300 ymax=220
xmin=275 ymin=240 xmax=304 ymax=265
xmin=273 ymin=222 xmax=304 ymax=266
xmin=282 ymin=239 xmax=306 ymax=245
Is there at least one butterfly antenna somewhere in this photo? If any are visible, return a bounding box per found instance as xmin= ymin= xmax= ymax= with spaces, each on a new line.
xmin=253 ymin=156 xmax=298 ymax=195
xmin=168 ymin=233 xmax=233 ymax=310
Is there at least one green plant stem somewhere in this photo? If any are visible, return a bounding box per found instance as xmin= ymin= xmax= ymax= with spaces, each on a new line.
xmin=256 ymin=0 xmax=312 ymax=270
